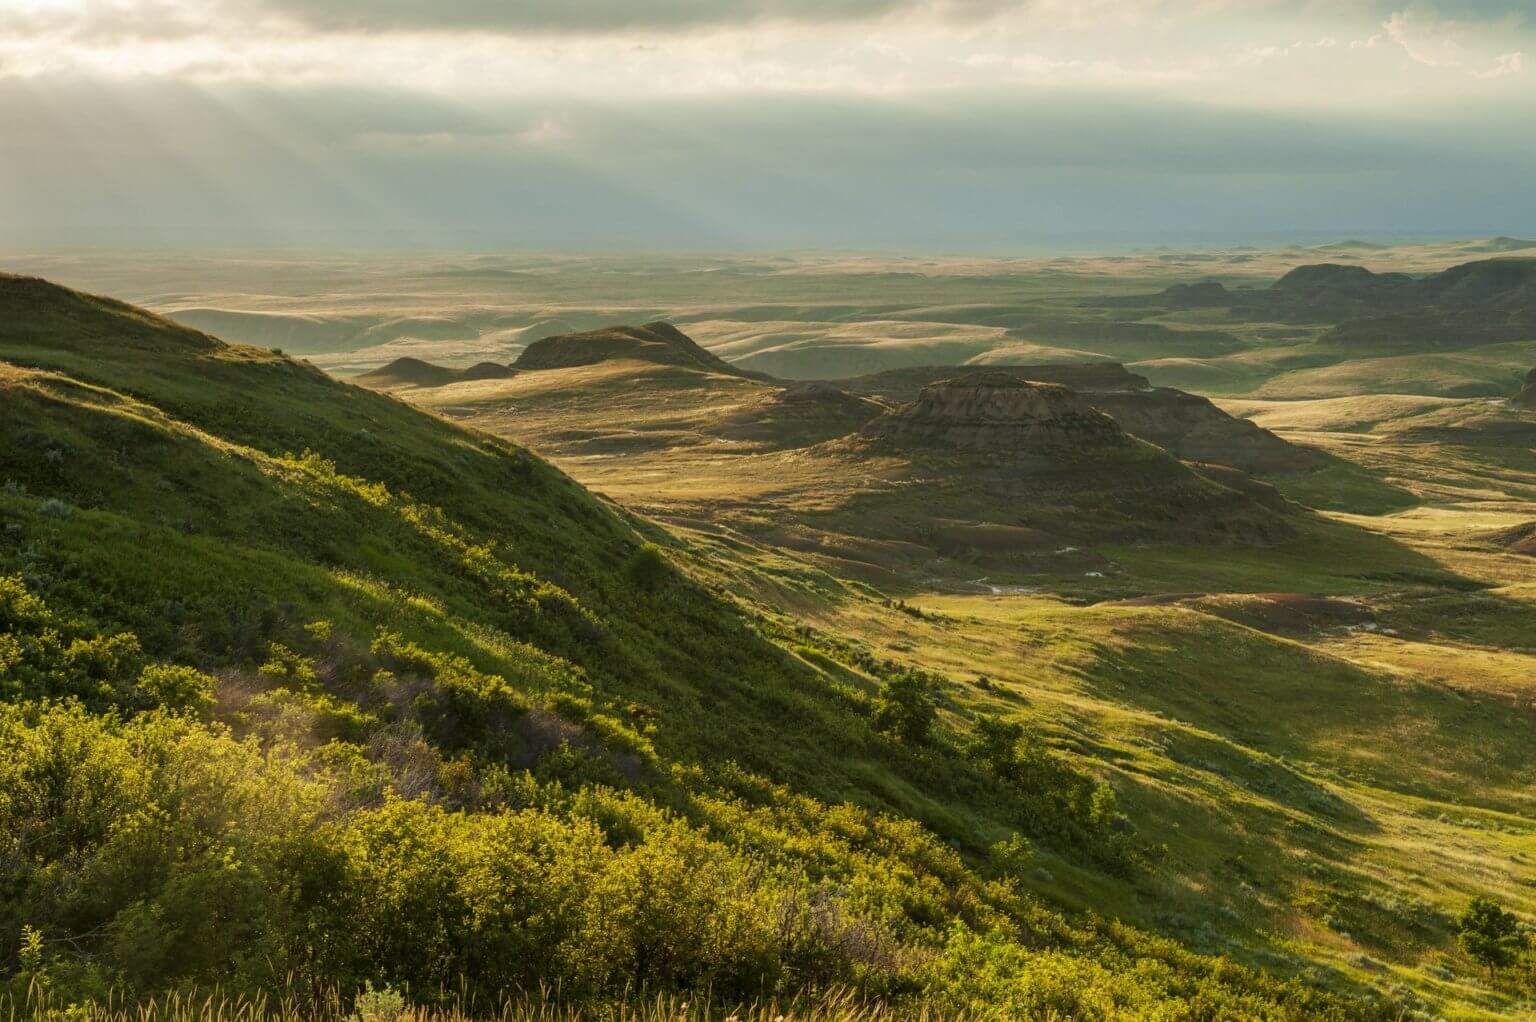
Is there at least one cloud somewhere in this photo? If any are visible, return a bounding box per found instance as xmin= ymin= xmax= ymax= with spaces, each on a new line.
xmin=1384 ymin=9 xmax=1465 ymax=66
xmin=1477 ymin=51 xmax=1525 ymax=77
xmin=244 ymin=0 xmax=1019 ymax=34
xmin=1383 ymin=6 xmax=1527 ymax=76
xmin=4 ymin=78 xmax=1533 ymax=250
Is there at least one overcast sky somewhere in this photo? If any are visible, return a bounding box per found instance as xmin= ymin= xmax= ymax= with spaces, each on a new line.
xmin=2 ymin=0 xmax=1533 ymax=249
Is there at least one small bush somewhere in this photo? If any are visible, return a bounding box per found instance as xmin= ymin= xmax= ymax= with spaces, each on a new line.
xmin=990 ymin=833 xmax=1034 ymax=879
xmin=349 ymin=982 xmax=409 ymax=1022
xmin=136 ymin=664 xmax=216 ymax=713
xmin=1457 ymin=895 xmax=1523 ymax=975
xmin=625 ymin=543 xmax=671 ymax=591
xmin=39 ymin=497 xmax=72 ymax=519
xmin=872 ymin=672 xmax=937 ymax=745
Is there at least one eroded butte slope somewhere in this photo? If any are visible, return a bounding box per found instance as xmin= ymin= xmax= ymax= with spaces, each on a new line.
xmin=841 ymin=362 xmax=1322 ymax=475
xmin=817 ymin=371 xmax=1295 ymax=556
xmin=852 ymin=371 xmax=1124 ymax=452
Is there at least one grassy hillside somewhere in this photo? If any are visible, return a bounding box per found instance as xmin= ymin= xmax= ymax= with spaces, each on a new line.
xmin=6 ymin=274 xmax=1536 ymax=1021
xmin=1 ymin=275 xmax=1433 ymax=1020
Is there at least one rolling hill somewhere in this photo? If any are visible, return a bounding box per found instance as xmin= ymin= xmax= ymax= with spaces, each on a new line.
xmin=4 ymin=274 xmax=1417 ymax=1020
xmin=514 ymin=322 xmax=771 ymax=380
xmin=7 ymin=274 xmax=1536 ymax=1021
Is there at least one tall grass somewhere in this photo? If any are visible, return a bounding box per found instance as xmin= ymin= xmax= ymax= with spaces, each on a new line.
xmin=2 ymin=983 xmax=973 ymax=1022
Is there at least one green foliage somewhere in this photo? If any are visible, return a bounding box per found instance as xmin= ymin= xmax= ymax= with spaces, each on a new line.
xmin=0 ymin=575 xmax=146 ymax=706
xmin=624 ymin=543 xmax=671 ymax=591
xmin=988 ymin=834 xmax=1033 ymax=880
xmin=136 ymin=664 xmax=216 ymax=713
xmin=349 ymin=982 xmax=409 ymax=1022
xmin=965 ymin=714 xmax=1134 ymax=869
xmin=1456 ymin=895 xmax=1524 ymax=975
xmin=871 ymin=672 xmax=937 ymax=746
xmin=0 ymin=281 xmax=1440 ymax=1020
xmin=371 ymin=630 xmax=531 ymax=751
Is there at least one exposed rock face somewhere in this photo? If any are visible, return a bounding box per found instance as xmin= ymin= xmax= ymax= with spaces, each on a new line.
xmin=858 ymin=371 xmax=1124 ymax=452
xmin=839 ymin=362 xmax=1149 ymax=404
xmin=1513 ymin=368 xmax=1536 ymax=410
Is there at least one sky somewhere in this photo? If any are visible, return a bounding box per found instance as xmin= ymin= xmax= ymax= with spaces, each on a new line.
xmin=1 ymin=0 xmax=1533 ymax=249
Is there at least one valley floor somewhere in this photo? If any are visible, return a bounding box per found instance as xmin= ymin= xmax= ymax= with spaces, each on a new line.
xmin=425 ymin=375 xmax=1536 ymax=1020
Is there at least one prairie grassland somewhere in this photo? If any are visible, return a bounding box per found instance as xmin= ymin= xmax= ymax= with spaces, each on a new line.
xmin=2 ymin=242 xmax=1522 ymax=389
xmin=4 ymin=986 xmax=971 ymax=1022
xmin=6 ymin=255 xmax=1536 ymax=1020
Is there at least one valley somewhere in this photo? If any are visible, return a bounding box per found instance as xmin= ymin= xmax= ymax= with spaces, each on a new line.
xmin=3 ymin=241 xmax=1535 ymax=1021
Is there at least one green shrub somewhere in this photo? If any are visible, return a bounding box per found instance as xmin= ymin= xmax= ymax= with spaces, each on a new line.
xmin=624 ymin=543 xmax=671 ymax=591
xmin=373 ymin=630 xmax=530 ymax=751
xmin=136 ymin=664 xmax=216 ymax=713
xmin=872 ymin=673 xmax=937 ymax=746
xmin=349 ymin=982 xmax=409 ymax=1022
xmin=1457 ymin=896 xmax=1524 ymax=976
xmin=989 ymin=834 xmax=1034 ymax=879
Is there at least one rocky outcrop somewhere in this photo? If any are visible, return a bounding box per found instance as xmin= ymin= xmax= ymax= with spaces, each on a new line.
xmin=856 ymin=371 xmax=1125 ymax=452
xmin=839 ymin=362 xmax=1149 ymax=404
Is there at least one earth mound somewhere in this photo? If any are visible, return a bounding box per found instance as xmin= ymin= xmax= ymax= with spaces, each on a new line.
xmin=774 ymin=381 xmax=883 ymax=414
xmin=841 ymin=363 xmax=1317 ymax=475
xmin=513 ymin=322 xmax=768 ymax=379
xmin=1090 ymin=388 xmax=1324 ymax=474
xmin=824 ymin=371 xmax=1294 ymax=550
xmin=777 ymin=381 xmax=854 ymax=403
xmin=355 ymin=357 xmax=515 ymax=389
xmin=855 ymin=371 xmax=1124 ymax=452
xmin=710 ymin=382 xmax=886 ymax=449
xmin=1423 ymin=258 xmax=1536 ymax=308
xmin=1159 ymin=281 xmax=1233 ymax=307
xmin=1480 ymin=521 xmax=1536 ymax=555
xmin=1272 ymin=263 xmax=1413 ymax=296
xmin=459 ymin=361 xmax=518 ymax=382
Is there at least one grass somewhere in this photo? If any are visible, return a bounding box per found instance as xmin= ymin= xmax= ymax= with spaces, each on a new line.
xmin=3 ymin=985 xmax=970 ymax=1022
xmin=5 ymin=263 xmax=1536 ymax=1019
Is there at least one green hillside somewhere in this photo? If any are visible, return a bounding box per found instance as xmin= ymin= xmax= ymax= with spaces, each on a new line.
xmin=9 ymin=275 xmax=1536 ymax=1022
xmin=0 ymin=276 xmax=1421 ymax=1019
